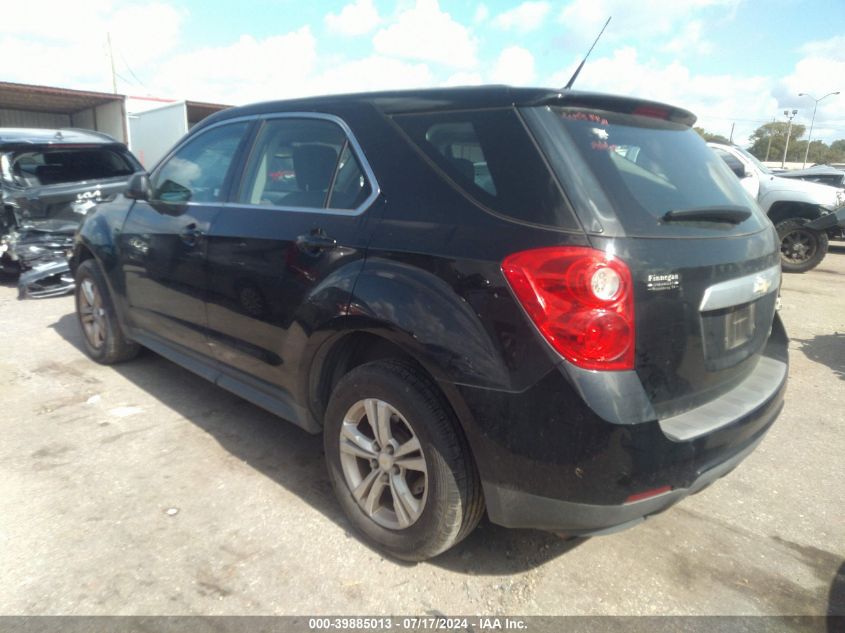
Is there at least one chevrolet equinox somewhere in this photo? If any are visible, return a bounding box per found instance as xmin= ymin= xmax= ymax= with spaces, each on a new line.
xmin=71 ymin=86 xmax=788 ymax=560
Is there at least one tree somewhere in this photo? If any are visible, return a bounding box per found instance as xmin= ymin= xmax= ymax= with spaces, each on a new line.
xmin=748 ymin=122 xmax=806 ymax=162
xmin=694 ymin=127 xmax=730 ymax=144
xmin=828 ymin=140 xmax=845 ymax=163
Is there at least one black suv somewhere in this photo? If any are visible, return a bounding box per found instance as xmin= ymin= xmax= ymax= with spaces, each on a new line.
xmin=0 ymin=128 xmax=141 ymax=297
xmin=71 ymin=87 xmax=788 ymax=560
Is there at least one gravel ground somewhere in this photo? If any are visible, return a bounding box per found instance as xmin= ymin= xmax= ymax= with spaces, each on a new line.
xmin=0 ymin=247 xmax=843 ymax=616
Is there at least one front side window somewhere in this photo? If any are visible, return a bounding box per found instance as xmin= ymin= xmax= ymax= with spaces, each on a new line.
xmin=152 ymin=122 xmax=249 ymax=204
xmin=237 ymin=118 xmax=372 ymax=211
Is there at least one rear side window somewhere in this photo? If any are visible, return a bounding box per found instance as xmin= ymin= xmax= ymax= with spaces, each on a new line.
xmin=393 ymin=108 xmax=578 ymax=229
xmin=11 ymin=148 xmax=136 ymax=186
xmin=237 ymin=118 xmax=372 ymax=211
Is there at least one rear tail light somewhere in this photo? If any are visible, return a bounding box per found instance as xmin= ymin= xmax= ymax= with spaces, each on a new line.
xmin=501 ymin=246 xmax=635 ymax=371
xmin=632 ymin=105 xmax=669 ymax=120
xmin=625 ymin=485 xmax=672 ymax=503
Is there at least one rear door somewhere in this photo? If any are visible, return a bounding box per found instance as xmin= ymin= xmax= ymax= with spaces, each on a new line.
xmin=119 ymin=120 xmax=252 ymax=355
xmin=204 ymin=114 xmax=378 ymax=394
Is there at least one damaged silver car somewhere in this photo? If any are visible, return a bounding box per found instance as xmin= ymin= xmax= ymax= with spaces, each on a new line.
xmin=0 ymin=128 xmax=142 ymax=298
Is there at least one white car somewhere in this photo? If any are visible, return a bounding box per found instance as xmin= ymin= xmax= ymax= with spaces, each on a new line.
xmin=709 ymin=142 xmax=845 ymax=272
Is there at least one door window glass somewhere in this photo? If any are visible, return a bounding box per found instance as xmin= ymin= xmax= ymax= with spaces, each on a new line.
xmin=237 ymin=118 xmax=373 ymax=211
xmin=152 ymin=122 xmax=249 ymax=204
xmin=393 ymin=108 xmax=577 ymax=228
xmin=328 ymin=144 xmax=372 ymax=209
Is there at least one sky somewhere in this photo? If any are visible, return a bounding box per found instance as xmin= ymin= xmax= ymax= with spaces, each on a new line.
xmin=2 ymin=0 xmax=844 ymax=146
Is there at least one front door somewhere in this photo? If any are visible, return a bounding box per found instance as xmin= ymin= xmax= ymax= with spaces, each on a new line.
xmin=120 ymin=121 xmax=252 ymax=355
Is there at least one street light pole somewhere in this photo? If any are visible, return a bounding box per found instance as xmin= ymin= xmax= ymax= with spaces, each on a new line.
xmin=782 ymin=109 xmax=797 ymax=169
xmin=798 ymin=91 xmax=840 ymax=168
xmin=764 ymin=116 xmax=775 ymax=162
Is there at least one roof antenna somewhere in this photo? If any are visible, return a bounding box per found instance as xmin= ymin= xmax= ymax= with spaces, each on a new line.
xmin=562 ymin=16 xmax=611 ymax=90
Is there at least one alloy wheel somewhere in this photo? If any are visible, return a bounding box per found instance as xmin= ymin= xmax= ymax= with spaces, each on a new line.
xmin=79 ymin=278 xmax=107 ymax=349
xmin=338 ymin=398 xmax=428 ymax=530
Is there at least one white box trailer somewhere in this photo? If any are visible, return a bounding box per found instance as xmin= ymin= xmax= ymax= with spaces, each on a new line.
xmin=126 ymin=98 xmax=230 ymax=169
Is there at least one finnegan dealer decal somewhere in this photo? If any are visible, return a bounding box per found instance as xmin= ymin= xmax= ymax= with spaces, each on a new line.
xmin=647 ymin=272 xmax=680 ymax=291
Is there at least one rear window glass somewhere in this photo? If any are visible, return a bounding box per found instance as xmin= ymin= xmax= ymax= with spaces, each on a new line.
xmin=393 ymin=108 xmax=578 ymax=229
xmin=535 ymin=107 xmax=767 ymax=236
xmin=11 ymin=148 xmax=136 ymax=187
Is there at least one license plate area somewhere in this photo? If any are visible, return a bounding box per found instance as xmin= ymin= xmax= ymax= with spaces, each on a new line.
xmin=700 ymin=294 xmax=775 ymax=371
xmin=724 ymin=302 xmax=755 ymax=350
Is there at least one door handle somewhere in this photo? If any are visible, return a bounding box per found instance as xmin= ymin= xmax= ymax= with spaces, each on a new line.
xmin=295 ymin=233 xmax=337 ymax=252
xmin=180 ymin=222 xmax=204 ymax=246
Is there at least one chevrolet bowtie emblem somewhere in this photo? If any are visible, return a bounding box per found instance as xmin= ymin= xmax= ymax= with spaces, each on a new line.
xmin=752 ymin=275 xmax=772 ymax=296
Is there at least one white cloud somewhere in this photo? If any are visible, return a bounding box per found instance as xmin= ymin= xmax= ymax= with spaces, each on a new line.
xmin=309 ymin=56 xmax=435 ymax=95
xmin=558 ymin=0 xmax=738 ymax=45
xmin=799 ymin=34 xmax=845 ymax=60
xmin=775 ymin=36 xmax=845 ymax=143
xmin=444 ymin=71 xmax=484 ymax=86
xmin=325 ymin=0 xmax=380 ymax=37
xmin=491 ymin=46 xmax=536 ymax=85
xmin=372 ymin=0 xmax=478 ymax=69
xmin=149 ymin=28 xmax=319 ymax=104
xmin=0 ymin=2 xmax=184 ymax=93
xmin=493 ymin=2 xmax=551 ymax=33
xmin=661 ymin=20 xmax=712 ymax=56
xmin=473 ymin=4 xmax=490 ymax=23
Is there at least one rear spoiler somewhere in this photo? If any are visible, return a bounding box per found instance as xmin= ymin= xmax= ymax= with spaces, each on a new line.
xmin=528 ymin=91 xmax=697 ymax=127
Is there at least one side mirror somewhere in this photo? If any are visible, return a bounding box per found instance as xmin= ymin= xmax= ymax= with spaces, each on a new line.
xmin=125 ymin=172 xmax=151 ymax=200
xmin=730 ymin=163 xmax=747 ymax=179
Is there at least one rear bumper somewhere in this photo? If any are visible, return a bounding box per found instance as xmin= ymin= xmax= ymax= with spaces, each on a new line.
xmin=483 ymin=395 xmax=781 ymax=534
xmin=451 ymin=315 xmax=788 ymax=534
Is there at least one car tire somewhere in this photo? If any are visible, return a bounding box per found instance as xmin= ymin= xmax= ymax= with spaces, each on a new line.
xmin=323 ymin=360 xmax=484 ymax=561
xmin=74 ymin=259 xmax=140 ymax=364
xmin=776 ymin=218 xmax=829 ymax=273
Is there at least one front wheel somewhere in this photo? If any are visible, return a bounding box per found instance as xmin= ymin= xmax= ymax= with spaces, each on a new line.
xmin=776 ymin=218 xmax=829 ymax=273
xmin=323 ymin=360 xmax=484 ymax=561
xmin=74 ymin=259 xmax=140 ymax=364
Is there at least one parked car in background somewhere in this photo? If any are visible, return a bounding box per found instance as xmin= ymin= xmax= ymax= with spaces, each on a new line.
xmin=0 ymin=128 xmax=142 ymax=297
xmin=72 ymin=86 xmax=788 ymax=560
xmin=709 ymin=142 xmax=845 ymax=272
xmin=776 ymin=164 xmax=845 ymax=189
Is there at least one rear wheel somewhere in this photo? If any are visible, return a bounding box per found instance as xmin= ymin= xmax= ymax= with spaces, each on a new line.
xmin=776 ymin=218 xmax=828 ymax=273
xmin=75 ymin=259 xmax=140 ymax=364
xmin=323 ymin=360 xmax=484 ymax=561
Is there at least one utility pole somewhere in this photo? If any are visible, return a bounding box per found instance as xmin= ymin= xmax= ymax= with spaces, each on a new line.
xmin=729 ymin=122 xmax=735 ymax=144
xmin=798 ymin=91 xmax=840 ymax=168
xmin=107 ymin=32 xmax=117 ymax=94
xmin=781 ymin=109 xmax=797 ymax=169
xmin=764 ymin=117 xmax=775 ymax=162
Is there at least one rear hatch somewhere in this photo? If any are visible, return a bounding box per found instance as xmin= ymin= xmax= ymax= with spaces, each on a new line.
xmin=522 ymin=102 xmax=781 ymax=418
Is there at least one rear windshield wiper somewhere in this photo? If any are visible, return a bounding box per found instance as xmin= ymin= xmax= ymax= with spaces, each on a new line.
xmin=662 ymin=206 xmax=752 ymax=224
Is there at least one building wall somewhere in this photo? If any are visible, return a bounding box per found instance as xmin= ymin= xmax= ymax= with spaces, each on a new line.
xmin=0 ymin=108 xmax=70 ymax=128
xmin=71 ymin=108 xmax=95 ymax=129
xmin=94 ymin=101 xmax=126 ymax=143
xmin=0 ymin=104 xmax=126 ymax=144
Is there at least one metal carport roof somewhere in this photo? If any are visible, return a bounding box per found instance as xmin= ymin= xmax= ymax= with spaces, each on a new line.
xmin=0 ymin=81 xmax=124 ymax=114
